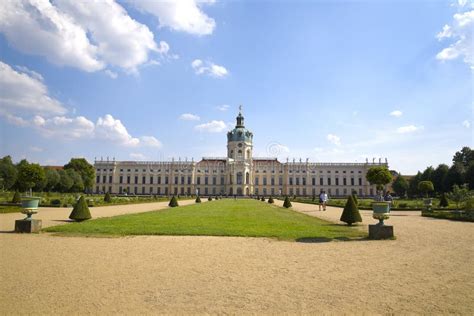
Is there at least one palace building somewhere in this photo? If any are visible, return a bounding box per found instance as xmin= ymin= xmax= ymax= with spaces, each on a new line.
xmin=94 ymin=110 xmax=388 ymax=197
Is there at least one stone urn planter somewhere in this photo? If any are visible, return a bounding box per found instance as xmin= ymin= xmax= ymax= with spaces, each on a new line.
xmin=423 ymin=198 xmax=433 ymax=211
xmin=372 ymin=201 xmax=391 ymax=224
xmin=16 ymin=197 xmax=42 ymax=233
xmin=20 ymin=197 xmax=41 ymax=219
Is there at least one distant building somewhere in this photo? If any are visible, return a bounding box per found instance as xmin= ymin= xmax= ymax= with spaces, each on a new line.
xmin=94 ymin=110 xmax=388 ymax=197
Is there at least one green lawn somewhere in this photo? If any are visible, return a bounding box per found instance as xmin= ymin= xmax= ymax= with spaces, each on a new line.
xmin=44 ymin=199 xmax=366 ymax=241
xmin=0 ymin=205 xmax=22 ymax=214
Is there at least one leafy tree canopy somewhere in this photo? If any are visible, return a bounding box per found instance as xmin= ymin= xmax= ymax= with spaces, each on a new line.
xmin=64 ymin=158 xmax=95 ymax=189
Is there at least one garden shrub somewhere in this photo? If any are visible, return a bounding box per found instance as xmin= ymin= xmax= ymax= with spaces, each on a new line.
xmin=195 ymin=196 xmax=202 ymax=203
xmin=439 ymin=193 xmax=449 ymax=208
xmin=87 ymin=199 xmax=94 ymax=207
xmin=69 ymin=196 xmax=92 ymax=221
xmin=399 ymin=203 xmax=408 ymax=208
xmin=261 ymin=196 xmax=266 ymax=202
xmin=104 ymin=192 xmax=111 ymax=203
xmin=208 ymin=196 xmax=213 ymax=201
xmin=340 ymin=195 xmax=362 ymax=226
xmin=51 ymin=199 xmax=62 ymax=207
xmin=169 ymin=196 xmax=179 ymax=207
xmin=283 ymin=196 xmax=292 ymax=208
xmin=268 ymin=196 xmax=274 ymax=204
xmin=11 ymin=191 xmax=21 ymax=203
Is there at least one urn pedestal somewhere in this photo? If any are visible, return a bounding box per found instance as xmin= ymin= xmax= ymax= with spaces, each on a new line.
xmin=15 ymin=219 xmax=42 ymax=233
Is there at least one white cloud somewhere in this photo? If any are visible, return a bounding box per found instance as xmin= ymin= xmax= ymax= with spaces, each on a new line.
xmin=390 ymin=110 xmax=403 ymax=117
xmin=191 ymin=59 xmax=229 ymax=78
xmin=217 ymin=104 xmax=230 ymax=111
xmin=327 ymin=134 xmax=341 ymax=146
xmin=128 ymin=0 xmax=216 ymax=35
xmin=32 ymin=115 xmax=95 ymax=139
xmin=130 ymin=153 xmax=148 ymax=160
xmin=179 ymin=113 xmax=201 ymax=121
xmin=104 ymin=70 xmax=118 ymax=79
xmin=29 ymin=146 xmax=44 ymax=152
xmin=0 ymin=61 xmax=67 ymax=116
xmin=95 ymin=114 xmax=140 ymax=146
xmin=0 ymin=0 xmax=164 ymax=73
xmin=140 ymin=136 xmax=162 ymax=148
xmin=396 ymin=125 xmax=424 ymax=134
xmin=195 ymin=120 xmax=227 ymax=133
xmin=436 ymin=9 xmax=474 ymax=70
xmin=462 ymin=120 xmax=471 ymax=128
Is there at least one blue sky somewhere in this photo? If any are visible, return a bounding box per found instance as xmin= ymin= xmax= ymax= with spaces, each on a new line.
xmin=0 ymin=0 xmax=472 ymax=174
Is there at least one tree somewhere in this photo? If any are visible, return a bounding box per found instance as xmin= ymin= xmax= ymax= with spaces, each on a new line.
xmin=64 ymin=158 xmax=95 ymax=190
xmin=69 ymin=196 xmax=92 ymax=221
xmin=11 ymin=191 xmax=21 ymax=203
xmin=432 ymin=164 xmax=449 ymax=193
xmin=44 ymin=168 xmax=60 ymax=192
xmin=268 ymin=196 xmax=274 ymax=204
xmin=417 ymin=181 xmax=434 ymax=198
xmin=67 ymin=169 xmax=84 ymax=192
xmin=195 ymin=196 xmax=201 ymax=203
xmin=392 ymin=175 xmax=408 ymax=197
xmin=408 ymin=172 xmax=422 ymax=197
xmin=0 ymin=156 xmax=18 ymax=190
xmin=283 ymin=196 xmax=292 ymax=208
xmin=452 ymin=146 xmax=473 ymax=167
xmin=169 ymin=196 xmax=179 ymax=207
xmin=340 ymin=195 xmax=362 ymax=226
xmin=104 ymin=192 xmax=111 ymax=203
xmin=208 ymin=196 xmax=212 ymax=201
xmin=366 ymin=166 xmax=393 ymax=191
xmin=15 ymin=159 xmax=46 ymax=192
xmin=439 ymin=193 xmax=449 ymax=208
xmin=448 ymin=184 xmax=471 ymax=210
xmin=57 ymin=169 xmax=74 ymax=192
xmin=445 ymin=163 xmax=465 ymax=191
xmin=421 ymin=166 xmax=435 ymax=182
xmin=465 ymin=161 xmax=474 ymax=190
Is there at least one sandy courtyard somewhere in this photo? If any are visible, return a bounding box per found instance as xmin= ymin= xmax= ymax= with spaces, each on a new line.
xmin=1 ymin=200 xmax=473 ymax=314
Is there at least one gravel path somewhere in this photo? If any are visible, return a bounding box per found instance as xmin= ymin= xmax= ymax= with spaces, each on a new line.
xmin=1 ymin=200 xmax=473 ymax=314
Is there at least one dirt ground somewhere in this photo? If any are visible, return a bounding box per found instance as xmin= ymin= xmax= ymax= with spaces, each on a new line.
xmin=1 ymin=200 xmax=473 ymax=315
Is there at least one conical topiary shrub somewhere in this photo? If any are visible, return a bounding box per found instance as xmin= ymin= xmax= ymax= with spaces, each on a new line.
xmin=69 ymin=196 xmax=92 ymax=222
xmin=261 ymin=196 xmax=266 ymax=202
xmin=12 ymin=191 xmax=21 ymax=203
xmin=208 ymin=196 xmax=212 ymax=201
xmin=351 ymin=192 xmax=358 ymax=206
xmin=439 ymin=193 xmax=449 ymax=208
xmin=283 ymin=196 xmax=292 ymax=208
xmin=340 ymin=195 xmax=362 ymax=226
xmin=195 ymin=196 xmax=202 ymax=203
xmin=104 ymin=192 xmax=111 ymax=203
xmin=169 ymin=196 xmax=179 ymax=207
xmin=268 ymin=196 xmax=274 ymax=204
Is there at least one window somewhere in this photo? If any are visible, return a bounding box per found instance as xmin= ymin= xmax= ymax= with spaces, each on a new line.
xmin=351 ymin=178 xmax=355 ymax=186
xmin=142 ymin=176 xmax=146 ymax=184
xmin=188 ymin=177 xmax=192 ymax=185
xmin=336 ymin=178 xmax=339 ymax=186
xmin=312 ymin=178 xmax=316 ymax=186
xmin=296 ymin=178 xmax=300 ymax=185
xmin=205 ymin=177 xmax=209 ymax=185
xmin=221 ymin=177 xmax=224 ymax=185
xmin=320 ymin=178 xmax=323 ymax=185
xmin=174 ymin=177 xmax=178 ymax=185
xmin=328 ymin=178 xmax=331 ymax=186
xmin=181 ymin=176 xmax=185 ymax=185
xmin=142 ymin=187 xmax=145 ymax=194
xmin=181 ymin=187 xmax=185 ymax=195
xmin=157 ymin=176 xmax=161 ymax=184
xmin=120 ymin=176 xmax=123 ymax=183
xmin=127 ymin=176 xmax=131 ymax=184
xmin=165 ymin=176 xmax=169 ymax=185
xmin=213 ymin=177 xmax=217 ymax=185
xmin=255 ymin=177 xmax=259 ymax=185
xmin=197 ymin=177 xmax=201 ymax=185
xmin=279 ymin=176 xmax=283 ymax=185
xmin=263 ymin=177 xmax=267 ymax=185
xmin=359 ymin=178 xmax=362 ymax=186
xmin=109 ymin=176 xmax=113 ymax=183
xmin=150 ymin=176 xmax=153 ymax=184
xmin=103 ymin=176 xmax=106 ymax=183
xmin=134 ymin=176 xmax=138 ymax=184
xmin=289 ymin=178 xmax=293 ymax=185
xmin=96 ymin=175 xmax=100 ymax=183
xmin=271 ymin=177 xmax=275 ymax=186
xmin=302 ymin=178 xmax=306 ymax=185
xmin=343 ymin=178 xmax=347 ymax=186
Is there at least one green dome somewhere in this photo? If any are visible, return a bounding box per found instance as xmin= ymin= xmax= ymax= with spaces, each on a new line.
xmin=227 ymin=111 xmax=253 ymax=142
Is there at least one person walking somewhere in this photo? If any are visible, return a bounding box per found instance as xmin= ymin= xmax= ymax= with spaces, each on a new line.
xmin=319 ymin=190 xmax=328 ymax=211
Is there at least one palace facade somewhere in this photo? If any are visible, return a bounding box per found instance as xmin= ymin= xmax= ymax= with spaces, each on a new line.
xmin=94 ymin=111 xmax=388 ymax=197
